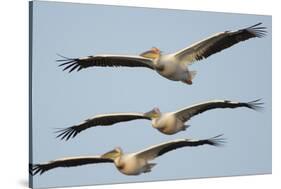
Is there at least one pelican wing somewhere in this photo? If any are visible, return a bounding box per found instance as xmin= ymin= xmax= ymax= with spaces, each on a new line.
xmin=31 ymin=156 xmax=113 ymax=175
xmin=135 ymin=135 xmax=224 ymax=161
xmin=174 ymin=99 xmax=263 ymax=122
xmin=57 ymin=54 xmax=155 ymax=72
xmin=56 ymin=113 xmax=150 ymax=141
xmin=174 ymin=23 xmax=266 ymax=64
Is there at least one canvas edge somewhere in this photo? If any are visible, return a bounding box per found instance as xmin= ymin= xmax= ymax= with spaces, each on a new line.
xmin=29 ymin=1 xmax=34 ymax=188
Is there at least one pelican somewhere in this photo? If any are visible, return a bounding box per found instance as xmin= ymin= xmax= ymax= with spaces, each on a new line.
xmin=31 ymin=135 xmax=224 ymax=176
xmin=56 ymin=99 xmax=263 ymax=140
xmin=57 ymin=23 xmax=266 ymax=84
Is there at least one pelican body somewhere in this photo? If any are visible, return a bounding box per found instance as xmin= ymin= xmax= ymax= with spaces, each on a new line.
xmin=31 ymin=135 xmax=224 ymax=176
xmin=55 ymin=99 xmax=263 ymax=140
xmin=156 ymin=54 xmax=193 ymax=84
xmin=57 ymin=23 xmax=266 ymax=85
xmin=110 ymin=149 xmax=152 ymax=175
xmin=150 ymin=111 xmax=186 ymax=135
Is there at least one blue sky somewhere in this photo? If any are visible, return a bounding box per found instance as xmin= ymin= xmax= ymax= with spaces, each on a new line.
xmin=30 ymin=1 xmax=272 ymax=188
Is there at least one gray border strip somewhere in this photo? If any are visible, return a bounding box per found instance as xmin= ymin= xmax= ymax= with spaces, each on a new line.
xmin=29 ymin=1 xmax=33 ymax=188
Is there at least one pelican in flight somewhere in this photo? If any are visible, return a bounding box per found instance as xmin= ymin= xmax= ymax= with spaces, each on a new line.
xmin=31 ymin=135 xmax=224 ymax=176
xmin=58 ymin=23 xmax=266 ymax=84
xmin=56 ymin=99 xmax=262 ymax=140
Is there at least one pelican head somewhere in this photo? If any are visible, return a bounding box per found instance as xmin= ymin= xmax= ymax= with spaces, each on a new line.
xmin=101 ymin=147 xmax=123 ymax=160
xmin=140 ymin=47 xmax=161 ymax=59
xmin=144 ymin=107 xmax=161 ymax=119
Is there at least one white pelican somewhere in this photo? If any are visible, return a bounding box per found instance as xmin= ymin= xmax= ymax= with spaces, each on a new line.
xmin=57 ymin=23 xmax=266 ymax=84
xmin=31 ymin=135 xmax=224 ymax=175
xmin=55 ymin=99 xmax=262 ymax=140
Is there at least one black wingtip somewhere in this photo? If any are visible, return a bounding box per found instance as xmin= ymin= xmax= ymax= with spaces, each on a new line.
xmin=249 ymin=22 xmax=262 ymax=28
xmin=30 ymin=164 xmax=44 ymax=176
xmin=56 ymin=54 xmax=83 ymax=72
xmin=56 ymin=53 xmax=74 ymax=61
xmin=54 ymin=127 xmax=78 ymax=141
xmin=29 ymin=163 xmax=34 ymax=175
xmin=209 ymin=134 xmax=226 ymax=146
xmin=247 ymin=23 xmax=267 ymax=38
xmin=246 ymin=99 xmax=264 ymax=111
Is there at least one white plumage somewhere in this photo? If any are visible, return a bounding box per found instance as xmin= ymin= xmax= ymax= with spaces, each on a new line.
xmin=55 ymin=99 xmax=263 ymax=140
xmin=58 ymin=23 xmax=266 ymax=85
xmin=31 ymin=135 xmax=224 ymax=176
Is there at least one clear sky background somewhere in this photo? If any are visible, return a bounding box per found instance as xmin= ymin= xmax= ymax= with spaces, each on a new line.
xmin=30 ymin=1 xmax=272 ymax=188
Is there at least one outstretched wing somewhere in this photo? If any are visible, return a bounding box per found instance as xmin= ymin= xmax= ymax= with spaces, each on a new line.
xmin=31 ymin=156 xmax=113 ymax=175
xmin=173 ymin=23 xmax=267 ymax=64
xmin=173 ymin=99 xmax=263 ymax=122
xmin=135 ymin=135 xmax=224 ymax=161
xmin=57 ymin=54 xmax=155 ymax=72
xmin=55 ymin=113 xmax=151 ymax=141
